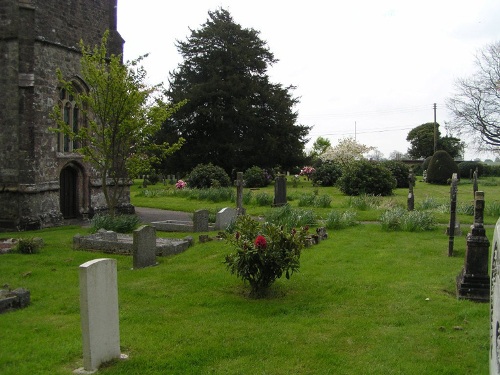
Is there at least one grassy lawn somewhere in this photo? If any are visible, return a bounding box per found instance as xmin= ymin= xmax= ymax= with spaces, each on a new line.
xmin=0 ymin=177 xmax=497 ymax=374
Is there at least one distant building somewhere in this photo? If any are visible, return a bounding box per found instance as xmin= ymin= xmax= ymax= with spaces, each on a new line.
xmin=0 ymin=0 xmax=132 ymax=230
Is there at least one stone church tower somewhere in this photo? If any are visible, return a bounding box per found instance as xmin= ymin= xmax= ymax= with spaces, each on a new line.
xmin=0 ymin=0 xmax=132 ymax=230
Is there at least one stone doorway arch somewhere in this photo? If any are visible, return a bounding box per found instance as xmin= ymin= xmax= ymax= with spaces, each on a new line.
xmin=60 ymin=162 xmax=87 ymax=219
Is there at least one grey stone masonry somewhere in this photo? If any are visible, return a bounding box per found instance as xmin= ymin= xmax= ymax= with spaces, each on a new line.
xmin=132 ymin=225 xmax=157 ymax=269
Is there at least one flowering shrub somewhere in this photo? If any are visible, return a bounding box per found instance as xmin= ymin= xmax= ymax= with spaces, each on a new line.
xmin=299 ymin=166 xmax=316 ymax=179
xmin=224 ymin=215 xmax=309 ymax=297
xmin=175 ymin=179 xmax=187 ymax=189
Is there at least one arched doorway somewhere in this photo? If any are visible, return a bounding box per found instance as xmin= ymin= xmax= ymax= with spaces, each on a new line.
xmin=60 ymin=164 xmax=79 ymax=219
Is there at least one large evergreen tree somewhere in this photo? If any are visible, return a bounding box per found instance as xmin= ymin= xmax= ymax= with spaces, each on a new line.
xmin=157 ymin=9 xmax=310 ymax=174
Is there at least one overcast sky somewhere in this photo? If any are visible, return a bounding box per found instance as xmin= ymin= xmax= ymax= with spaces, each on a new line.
xmin=117 ymin=0 xmax=500 ymax=160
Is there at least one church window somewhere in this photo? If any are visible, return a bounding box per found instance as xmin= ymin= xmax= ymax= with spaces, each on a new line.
xmin=58 ymin=86 xmax=82 ymax=152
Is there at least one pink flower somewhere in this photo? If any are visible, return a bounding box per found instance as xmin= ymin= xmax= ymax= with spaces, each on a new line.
xmin=254 ymin=235 xmax=267 ymax=249
xmin=175 ymin=180 xmax=187 ymax=189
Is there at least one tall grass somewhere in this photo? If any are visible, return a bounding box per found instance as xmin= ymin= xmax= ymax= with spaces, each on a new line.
xmin=265 ymin=204 xmax=317 ymax=229
xmin=324 ymin=210 xmax=358 ymax=229
xmin=380 ymin=208 xmax=437 ymax=232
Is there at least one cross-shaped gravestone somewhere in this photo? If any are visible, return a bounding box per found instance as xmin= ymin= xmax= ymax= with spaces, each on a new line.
xmin=473 ymin=168 xmax=478 ymax=199
xmin=234 ymin=172 xmax=246 ymax=215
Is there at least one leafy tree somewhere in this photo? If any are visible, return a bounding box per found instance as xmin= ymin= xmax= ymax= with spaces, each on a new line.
xmin=406 ymin=122 xmax=464 ymax=159
xmin=319 ymin=137 xmax=374 ymax=169
xmin=52 ymin=31 xmax=185 ymax=216
xmin=308 ymin=136 xmax=331 ymax=160
xmin=158 ymin=9 xmax=310 ymax=174
xmin=447 ymin=41 xmax=500 ymax=152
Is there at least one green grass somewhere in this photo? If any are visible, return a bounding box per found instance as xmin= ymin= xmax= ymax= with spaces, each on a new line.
xmin=132 ymin=177 xmax=500 ymax=226
xmin=0 ymin=224 xmax=491 ymax=374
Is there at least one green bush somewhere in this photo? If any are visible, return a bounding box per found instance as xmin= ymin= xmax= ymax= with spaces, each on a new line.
xmin=380 ymin=208 xmax=437 ymax=232
xmin=337 ymin=160 xmax=396 ymax=196
xmin=382 ymin=160 xmax=410 ymax=188
xmin=224 ymin=215 xmax=309 ymax=296
xmin=426 ymin=150 xmax=459 ymax=185
xmin=311 ymin=161 xmax=342 ymax=187
xmin=90 ymin=214 xmax=140 ymax=233
xmin=457 ymin=161 xmax=484 ymax=179
xmin=325 ymin=210 xmax=358 ymax=229
xmin=16 ymin=237 xmax=44 ymax=254
xmin=186 ymin=163 xmax=231 ymax=189
xmin=244 ymin=166 xmax=270 ymax=188
xmin=422 ymin=156 xmax=433 ymax=172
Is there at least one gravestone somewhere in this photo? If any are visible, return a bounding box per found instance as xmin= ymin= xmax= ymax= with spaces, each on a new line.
xmin=490 ymin=218 xmax=500 ymax=374
xmin=76 ymin=258 xmax=125 ymax=374
xmin=447 ymin=173 xmax=459 ymax=256
xmin=193 ymin=209 xmax=209 ymax=232
xmin=215 ymin=207 xmax=237 ymax=231
xmin=133 ymin=225 xmax=157 ymax=269
xmin=407 ymin=169 xmax=415 ymax=211
xmin=273 ymin=174 xmax=287 ymax=207
xmin=234 ymin=172 xmax=246 ymax=215
xmin=473 ymin=168 xmax=478 ymax=199
xmin=456 ymin=191 xmax=490 ymax=302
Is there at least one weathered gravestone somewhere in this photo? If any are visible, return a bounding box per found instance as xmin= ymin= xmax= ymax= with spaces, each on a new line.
xmin=407 ymin=169 xmax=415 ymax=211
xmin=215 ymin=207 xmax=237 ymax=231
xmin=133 ymin=225 xmax=157 ymax=269
xmin=473 ymin=168 xmax=479 ymax=199
xmin=193 ymin=209 xmax=209 ymax=232
xmin=456 ymin=191 xmax=490 ymax=302
xmin=490 ymin=218 xmax=500 ymax=374
xmin=75 ymin=258 xmax=126 ymax=374
xmin=273 ymin=174 xmax=287 ymax=207
xmin=234 ymin=172 xmax=246 ymax=215
xmin=447 ymin=173 xmax=460 ymax=256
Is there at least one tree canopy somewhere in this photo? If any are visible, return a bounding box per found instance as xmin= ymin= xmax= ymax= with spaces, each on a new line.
xmin=157 ymin=8 xmax=310 ymax=174
xmin=447 ymin=41 xmax=500 ymax=152
xmin=52 ymin=31 xmax=184 ymax=215
xmin=319 ymin=138 xmax=374 ymax=169
xmin=406 ymin=122 xmax=464 ymax=159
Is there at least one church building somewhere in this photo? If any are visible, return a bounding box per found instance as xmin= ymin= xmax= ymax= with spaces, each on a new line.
xmin=0 ymin=0 xmax=132 ymax=230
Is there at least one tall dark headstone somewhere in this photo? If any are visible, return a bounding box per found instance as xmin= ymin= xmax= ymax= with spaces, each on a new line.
xmin=473 ymin=168 xmax=478 ymax=199
xmin=273 ymin=174 xmax=287 ymax=207
xmin=456 ymin=191 xmax=490 ymax=302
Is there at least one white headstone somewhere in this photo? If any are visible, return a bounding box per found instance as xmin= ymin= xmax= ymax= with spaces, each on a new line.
xmin=76 ymin=258 xmax=121 ymax=373
xmin=490 ymin=218 xmax=500 ymax=374
xmin=215 ymin=207 xmax=237 ymax=230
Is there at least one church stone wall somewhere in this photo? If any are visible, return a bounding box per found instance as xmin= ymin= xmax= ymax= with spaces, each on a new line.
xmin=0 ymin=0 xmax=128 ymax=230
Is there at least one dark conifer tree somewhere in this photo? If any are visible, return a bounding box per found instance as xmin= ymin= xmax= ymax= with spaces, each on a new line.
xmin=157 ymin=8 xmax=310 ymax=175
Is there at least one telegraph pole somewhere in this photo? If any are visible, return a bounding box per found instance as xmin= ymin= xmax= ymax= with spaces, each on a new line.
xmin=433 ymin=103 xmax=437 ymax=154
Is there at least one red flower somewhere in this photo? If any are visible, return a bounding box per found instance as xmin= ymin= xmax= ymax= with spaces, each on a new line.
xmin=254 ymin=235 xmax=267 ymax=249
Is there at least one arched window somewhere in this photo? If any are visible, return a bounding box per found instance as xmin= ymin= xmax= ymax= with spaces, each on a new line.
xmin=58 ymin=86 xmax=82 ymax=152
